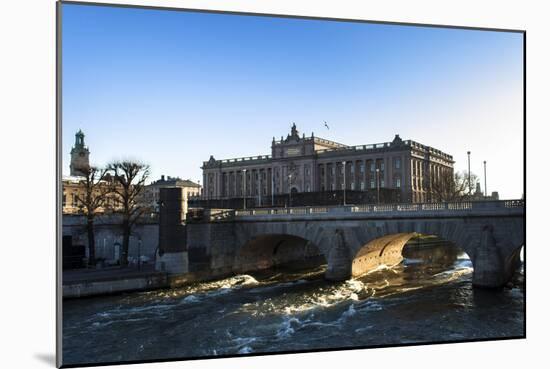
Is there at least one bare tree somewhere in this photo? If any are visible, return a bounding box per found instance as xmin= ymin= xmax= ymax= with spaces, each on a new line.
xmin=74 ymin=166 xmax=111 ymax=266
xmin=430 ymin=170 xmax=479 ymax=202
xmin=107 ymin=161 xmax=151 ymax=266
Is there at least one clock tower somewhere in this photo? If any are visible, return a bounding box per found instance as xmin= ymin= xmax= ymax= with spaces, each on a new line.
xmin=70 ymin=129 xmax=90 ymax=176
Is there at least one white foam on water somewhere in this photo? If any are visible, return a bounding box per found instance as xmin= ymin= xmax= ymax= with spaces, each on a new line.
xmin=356 ymin=300 xmax=383 ymax=312
xmin=276 ymin=317 xmax=303 ymax=339
xmin=125 ymin=304 xmax=173 ymax=314
xmin=238 ymin=346 xmax=253 ymax=354
xmin=341 ymin=304 xmax=357 ymax=319
xmin=366 ymin=264 xmax=391 ymax=274
xmin=355 ymin=325 xmax=374 ymax=333
xmin=182 ymin=294 xmax=200 ymax=303
xmin=432 ymin=267 xmax=473 ymax=281
xmin=345 ymin=279 xmax=365 ymax=292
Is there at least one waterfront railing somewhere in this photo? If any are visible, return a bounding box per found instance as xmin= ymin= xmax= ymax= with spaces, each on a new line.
xmin=232 ymin=200 xmax=524 ymax=218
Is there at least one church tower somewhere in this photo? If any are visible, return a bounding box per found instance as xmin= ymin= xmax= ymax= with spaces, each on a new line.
xmin=70 ymin=129 xmax=90 ymax=176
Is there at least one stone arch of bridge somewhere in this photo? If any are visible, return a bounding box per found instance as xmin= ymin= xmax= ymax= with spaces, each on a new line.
xmin=232 ymin=233 xmax=326 ymax=274
xmin=337 ymin=218 xmax=524 ymax=287
xmin=349 ymin=232 xmax=473 ymax=278
xmin=322 ymin=220 xmax=477 ymax=281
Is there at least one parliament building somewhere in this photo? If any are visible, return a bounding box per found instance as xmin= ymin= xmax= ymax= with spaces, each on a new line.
xmin=201 ymin=124 xmax=454 ymax=205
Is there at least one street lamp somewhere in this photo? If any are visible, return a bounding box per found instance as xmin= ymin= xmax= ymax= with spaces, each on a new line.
xmin=342 ymin=161 xmax=346 ymax=206
xmin=483 ymin=160 xmax=487 ymax=198
xmin=271 ymin=168 xmax=275 ymax=207
xmin=288 ymin=173 xmax=293 ymax=208
xmin=467 ymin=151 xmax=471 ymax=196
xmin=242 ymin=169 xmax=247 ymax=210
xmin=257 ymin=173 xmax=261 ymax=207
xmin=376 ymin=168 xmax=380 ymax=204
xmin=137 ymin=237 xmax=142 ymax=271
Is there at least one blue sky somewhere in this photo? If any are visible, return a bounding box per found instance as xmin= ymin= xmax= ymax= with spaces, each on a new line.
xmin=62 ymin=3 xmax=524 ymax=199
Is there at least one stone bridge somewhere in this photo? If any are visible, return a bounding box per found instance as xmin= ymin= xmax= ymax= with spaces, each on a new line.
xmin=160 ymin=195 xmax=524 ymax=288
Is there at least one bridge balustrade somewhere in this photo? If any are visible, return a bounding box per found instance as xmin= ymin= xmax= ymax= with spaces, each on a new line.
xmin=229 ymin=200 xmax=524 ymax=219
xmin=447 ymin=202 xmax=473 ymax=210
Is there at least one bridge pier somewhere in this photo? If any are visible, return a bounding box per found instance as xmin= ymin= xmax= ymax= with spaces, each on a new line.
xmin=472 ymin=225 xmax=520 ymax=288
xmin=325 ymin=229 xmax=352 ymax=281
xmin=156 ymin=188 xmax=189 ymax=274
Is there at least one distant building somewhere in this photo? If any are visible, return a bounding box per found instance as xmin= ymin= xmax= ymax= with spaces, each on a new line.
xmin=201 ymin=124 xmax=454 ymax=204
xmin=64 ymin=130 xmax=117 ymax=214
xmin=70 ymin=129 xmax=90 ymax=176
xmin=144 ymin=175 xmax=201 ymax=216
xmin=62 ymin=175 xmax=122 ymax=215
xmin=470 ymin=182 xmax=499 ymax=201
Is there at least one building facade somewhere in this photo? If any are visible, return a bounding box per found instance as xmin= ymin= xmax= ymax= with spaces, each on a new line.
xmin=201 ymin=124 xmax=454 ymax=204
xmin=70 ymin=129 xmax=90 ymax=176
xmin=143 ymin=175 xmax=202 ymax=216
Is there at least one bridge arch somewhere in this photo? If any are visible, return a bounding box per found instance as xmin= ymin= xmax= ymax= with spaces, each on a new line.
xmin=350 ymin=232 xmax=473 ymax=278
xmin=233 ymin=233 xmax=326 ymax=274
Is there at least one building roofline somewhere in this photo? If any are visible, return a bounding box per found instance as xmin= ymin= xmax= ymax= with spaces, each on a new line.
xmin=202 ymin=136 xmax=453 ymax=169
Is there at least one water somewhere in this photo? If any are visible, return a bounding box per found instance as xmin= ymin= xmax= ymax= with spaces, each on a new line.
xmin=62 ymin=245 xmax=525 ymax=366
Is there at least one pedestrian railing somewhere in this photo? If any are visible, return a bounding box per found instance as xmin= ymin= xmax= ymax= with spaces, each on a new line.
xmin=231 ymin=199 xmax=524 ymax=219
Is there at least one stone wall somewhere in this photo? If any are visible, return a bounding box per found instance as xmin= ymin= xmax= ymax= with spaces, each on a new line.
xmin=62 ymin=214 xmax=159 ymax=265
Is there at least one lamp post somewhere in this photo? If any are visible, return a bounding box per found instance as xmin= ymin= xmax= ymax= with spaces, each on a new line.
xmin=342 ymin=161 xmax=346 ymax=206
xmin=467 ymin=151 xmax=471 ymax=196
xmin=257 ymin=173 xmax=261 ymax=207
xmin=271 ymin=168 xmax=275 ymax=207
xmin=483 ymin=160 xmax=487 ymax=197
xmin=242 ymin=169 xmax=247 ymax=210
xmin=376 ymin=168 xmax=380 ymax=204
xmin=137 ymin=237 xmax=142 ymax=271
xmin=288 ymin=173 xmax=293 ymax=208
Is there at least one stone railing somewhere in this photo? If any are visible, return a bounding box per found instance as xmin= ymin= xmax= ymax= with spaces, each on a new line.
xmin=233 ymin=200 xmax=524 ymax=218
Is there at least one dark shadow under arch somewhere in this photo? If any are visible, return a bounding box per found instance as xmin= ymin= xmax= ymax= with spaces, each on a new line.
xmin=234 ymin=234 xmax=326 ymax=274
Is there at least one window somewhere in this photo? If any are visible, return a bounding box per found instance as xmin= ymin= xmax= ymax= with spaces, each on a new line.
xmin=370 ymin=162 xmax=375 ymax=172
xmin=361 ymin=182 xmax=365 ymax=190
xmin=360 ymin=162 xmax=365 ymax=173
xmin=381 ymin=162 xmax=385 ymax=171
xmin=62 ymin=194 xmax=66 ymax=206
xmin=395 ymin=158 xmax=401 ymax=169
xmin=350 ymin=164 xmax=355 ymax=174
xmin=341 ymin=183 xmax=345 ymax=190
xmin=371 ymin=180 xmax=375 ymax=189
xmin=396 ymin=178 xmax=401 ymax=188
xmin=331 ymin=166 xmax=335 ymax=175
xmin=351 ymin=182 xmax=355 ymax=190
xmin=381 ymin=179 xmax=385 ymax=187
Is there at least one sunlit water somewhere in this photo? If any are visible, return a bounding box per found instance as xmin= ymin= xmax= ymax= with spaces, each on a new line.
xmin=62 ymin=245 xmax=525 ymax=365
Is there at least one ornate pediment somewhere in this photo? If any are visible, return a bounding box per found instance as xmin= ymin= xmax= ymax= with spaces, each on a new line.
xmin=284 ymin=123 xmax=301 ymax=143
xmin=391 ymin=134 xmax=405 ymax=147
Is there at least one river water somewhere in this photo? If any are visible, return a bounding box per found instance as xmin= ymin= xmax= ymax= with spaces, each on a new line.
xmin=62 ymin=244 xmax=525 ymax=366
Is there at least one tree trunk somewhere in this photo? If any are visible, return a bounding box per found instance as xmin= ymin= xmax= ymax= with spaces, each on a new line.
xmin=121 ymin=218 xmax=130 ymax=266
xmin=87 ymin=216 xmax=96 ymax=267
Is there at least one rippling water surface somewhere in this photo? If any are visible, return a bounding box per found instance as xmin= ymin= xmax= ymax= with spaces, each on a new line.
xmin=63 ymin=245 xmax=525 ymax=365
